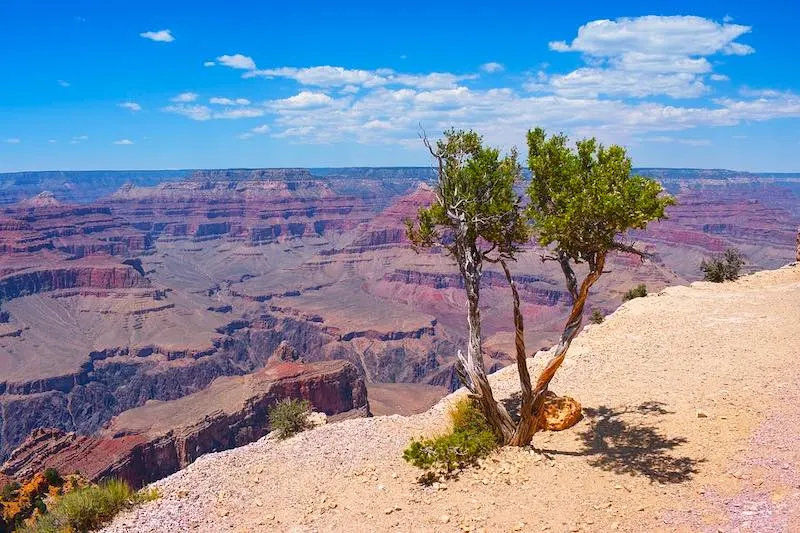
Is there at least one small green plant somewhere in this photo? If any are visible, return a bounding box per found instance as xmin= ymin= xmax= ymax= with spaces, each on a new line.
xmin=701 ymin=248 xmax=746 ymax=282
xmin=19 ymin=479 xmax=158 ymax=533
xmin=589 ymin=310 xmax=604 ymax=324
xmin=622 ymin=284 xmax=648 ymax=301
xmin=403 ymin=398 xmax=498 ymax=480
xmin=1 ymin=481 xmax=21 ymax=500
xmin=42 ymin=468 xmax=63 ymax=487
xmin=269 ymin=398 xmax=312 ymax=439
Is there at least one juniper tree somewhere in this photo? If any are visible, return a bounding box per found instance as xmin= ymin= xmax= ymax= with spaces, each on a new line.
xmin=504 ymin=128 xmax=675 ymax=445
xmin=406 ymin=129 xmax=529 ymax=440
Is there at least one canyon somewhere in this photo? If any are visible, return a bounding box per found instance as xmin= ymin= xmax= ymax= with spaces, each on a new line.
xmin=0 ymin=167 xmax=798 ymax=487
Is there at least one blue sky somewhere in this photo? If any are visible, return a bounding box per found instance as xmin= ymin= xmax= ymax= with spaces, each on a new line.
xmin=2 ymin=0 xmax=800 ymax=172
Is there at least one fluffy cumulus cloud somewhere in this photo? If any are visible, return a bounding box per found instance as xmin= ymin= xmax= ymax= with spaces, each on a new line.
xmin=161 ymin=15 xmax=800 ymax=149
xmin=544 ymin=16 xmax=754 ymax=99
xmin=140 ymin=29 xmax=174 ymax=42
xmin=118 ymin=101 xmax=142 ymax=112
xmin=216 ymin=54 xmax=256 ymax=70
xmin=271 ymin=91 xmax=334 ymax=109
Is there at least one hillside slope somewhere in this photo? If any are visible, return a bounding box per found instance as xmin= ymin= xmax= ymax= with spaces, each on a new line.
xmin=104 ymin=265 xmax=800 ymax=533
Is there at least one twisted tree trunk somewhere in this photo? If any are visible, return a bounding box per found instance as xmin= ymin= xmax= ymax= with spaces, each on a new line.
xmin=456 ymin=242 xmax=515 ymax=442
xmin=526 ymin=252 xmax=607 ymax=436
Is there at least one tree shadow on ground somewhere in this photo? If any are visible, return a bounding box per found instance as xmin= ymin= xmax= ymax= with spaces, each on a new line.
xmin=501 ymin=394 xmax=702 ymax=484
xmin=571 ymin=402 xmax=701 ymax=483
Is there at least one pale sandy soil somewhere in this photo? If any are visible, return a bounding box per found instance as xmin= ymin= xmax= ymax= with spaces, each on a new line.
xmin=103 ymin=265 xmax=800 ymax=533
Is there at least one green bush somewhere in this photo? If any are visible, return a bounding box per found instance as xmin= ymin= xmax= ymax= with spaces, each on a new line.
xmin=622 ymin=284 xmax=648 ymax=301
xmin=589 ymin=310 xmax=604 ymax=324
xmin=701 ymin=248 xmax=746 ymax=282
xmin=269 ymin=398 xmax=312 ymax=439
xmin=403 ymin=398 xmax=498 ymax=479
xmin=19 ymin=479 xmax=158 ymax=533
xmin=42 ymin=468 xmax=63 ymax=487
xmin=1 ymin=481 xmax=21 ymax=500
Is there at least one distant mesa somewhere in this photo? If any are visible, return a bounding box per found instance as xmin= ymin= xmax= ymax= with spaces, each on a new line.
xmin=20 ymin=190 xmax=61 ymax=208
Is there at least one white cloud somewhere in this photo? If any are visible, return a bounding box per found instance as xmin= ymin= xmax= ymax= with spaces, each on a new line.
xmin=209 ymin=97 xmax=251 ymax=105
xmin=162 ymin=18 xmax=800 ymax=151
xmin=3 ymin=138 xmax=20 ymax=144
xmin=239 ymin=124 xmax=270 ymax=139
xmin=163 ymin=104 xmax=211 ymax=121
xmin=164 ymin=103 xmax=264 ymax=120
xmin=549 ymin=16 xmax=753 ymax=57
xmin=214 ymin=108 xmax=265 ymax=119
xmin=216 ymin=54 xmax=256 ymax=70
xmin=203 ymin=61 xmax=216 ymax=67
xmin=272 ymin=91 xmax=335 ymax=109
xmin=113 ymin=139 xmax=134 ymax=145
xmin=255 ymin=84 xmax=800 ymax=147
xmin=544 ymin=16 xmax=754 ymax=99
xmin=480 ymin=62 xmax=505 ymax=73
xmin=118 ymin=101 xmax=142 ymax=112
xmin=171 ymin=92 xmax=198 ymax=103
xmin=69 ymin=135 xmax=88 ymax=144
xmin=140 ymin=29 xmax=174 ymax=42
xmin=57 ymin=79 xmax=70 ymax=87
xmin=540 ymin=69 xmax=709 ymax=99
xmin=243 ymin=65 xmax=474 ymax=90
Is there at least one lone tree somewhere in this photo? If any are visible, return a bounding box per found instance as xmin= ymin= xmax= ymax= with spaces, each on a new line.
xmin=407 ymin=127 xmax=674 ymax=447
xmin=406 ymin=129 xmax=529 ymax=439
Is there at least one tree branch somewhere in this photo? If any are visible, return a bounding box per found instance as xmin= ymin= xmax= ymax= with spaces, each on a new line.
xmin=612 ymin=241 xmax=652 ymax=262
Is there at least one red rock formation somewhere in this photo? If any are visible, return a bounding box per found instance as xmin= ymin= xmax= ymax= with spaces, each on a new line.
xmin=1 ymin=360 xmax=368 ymax=488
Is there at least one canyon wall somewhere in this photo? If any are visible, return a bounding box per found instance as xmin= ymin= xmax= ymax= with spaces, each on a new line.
xmin=1 ymin=360 xmax=368 ymax=488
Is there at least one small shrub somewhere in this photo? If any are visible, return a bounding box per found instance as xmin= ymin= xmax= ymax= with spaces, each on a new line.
xmin=701 ymin=248 xmax=746 ymax=282
xmin=19 ymin=479 xmax=158 ymax=533
xmin=1 ymin=481 xmax=21 ymax=500
xmin=622 ymin=284 xmax=648 ymax=301
xmin=589 ymin=310 xmax=604 ymax=324
xmin=403 ymin=398 xmax=498 ymax=479
xmin=42 ymin=468 xmax=63 ymax=487
xmin=269 ymin=398 xmax=312 ymax=439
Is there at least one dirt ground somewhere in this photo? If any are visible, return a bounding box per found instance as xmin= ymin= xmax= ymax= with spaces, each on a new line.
xmin=103 ymin=264 xmax=800 ymax=533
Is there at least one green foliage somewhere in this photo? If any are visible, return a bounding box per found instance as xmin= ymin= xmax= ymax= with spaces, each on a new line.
xmin=405 ymin=129 xmax=529 ymax=259
xmin=701 ymin=248 xmax=746 ymax=282
xmin=19 ymin=479 xmax=158 ymax=533
xmin=403 ymin=398 xmax=498 ymax=478
xmin=526 ymin=127 xmax=674 ymax=263
xmin=622 ymin=284 xmax=648 ymax=301
xmin=269 ymin=398 xmax=312 ymax=439
xmin=42 ymin=468 xmax=63 ymax=487
xmin=1 ymin=481 xmax=21 ymax=500
xmin=589 ymin=310 xmax=605 ymax=324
